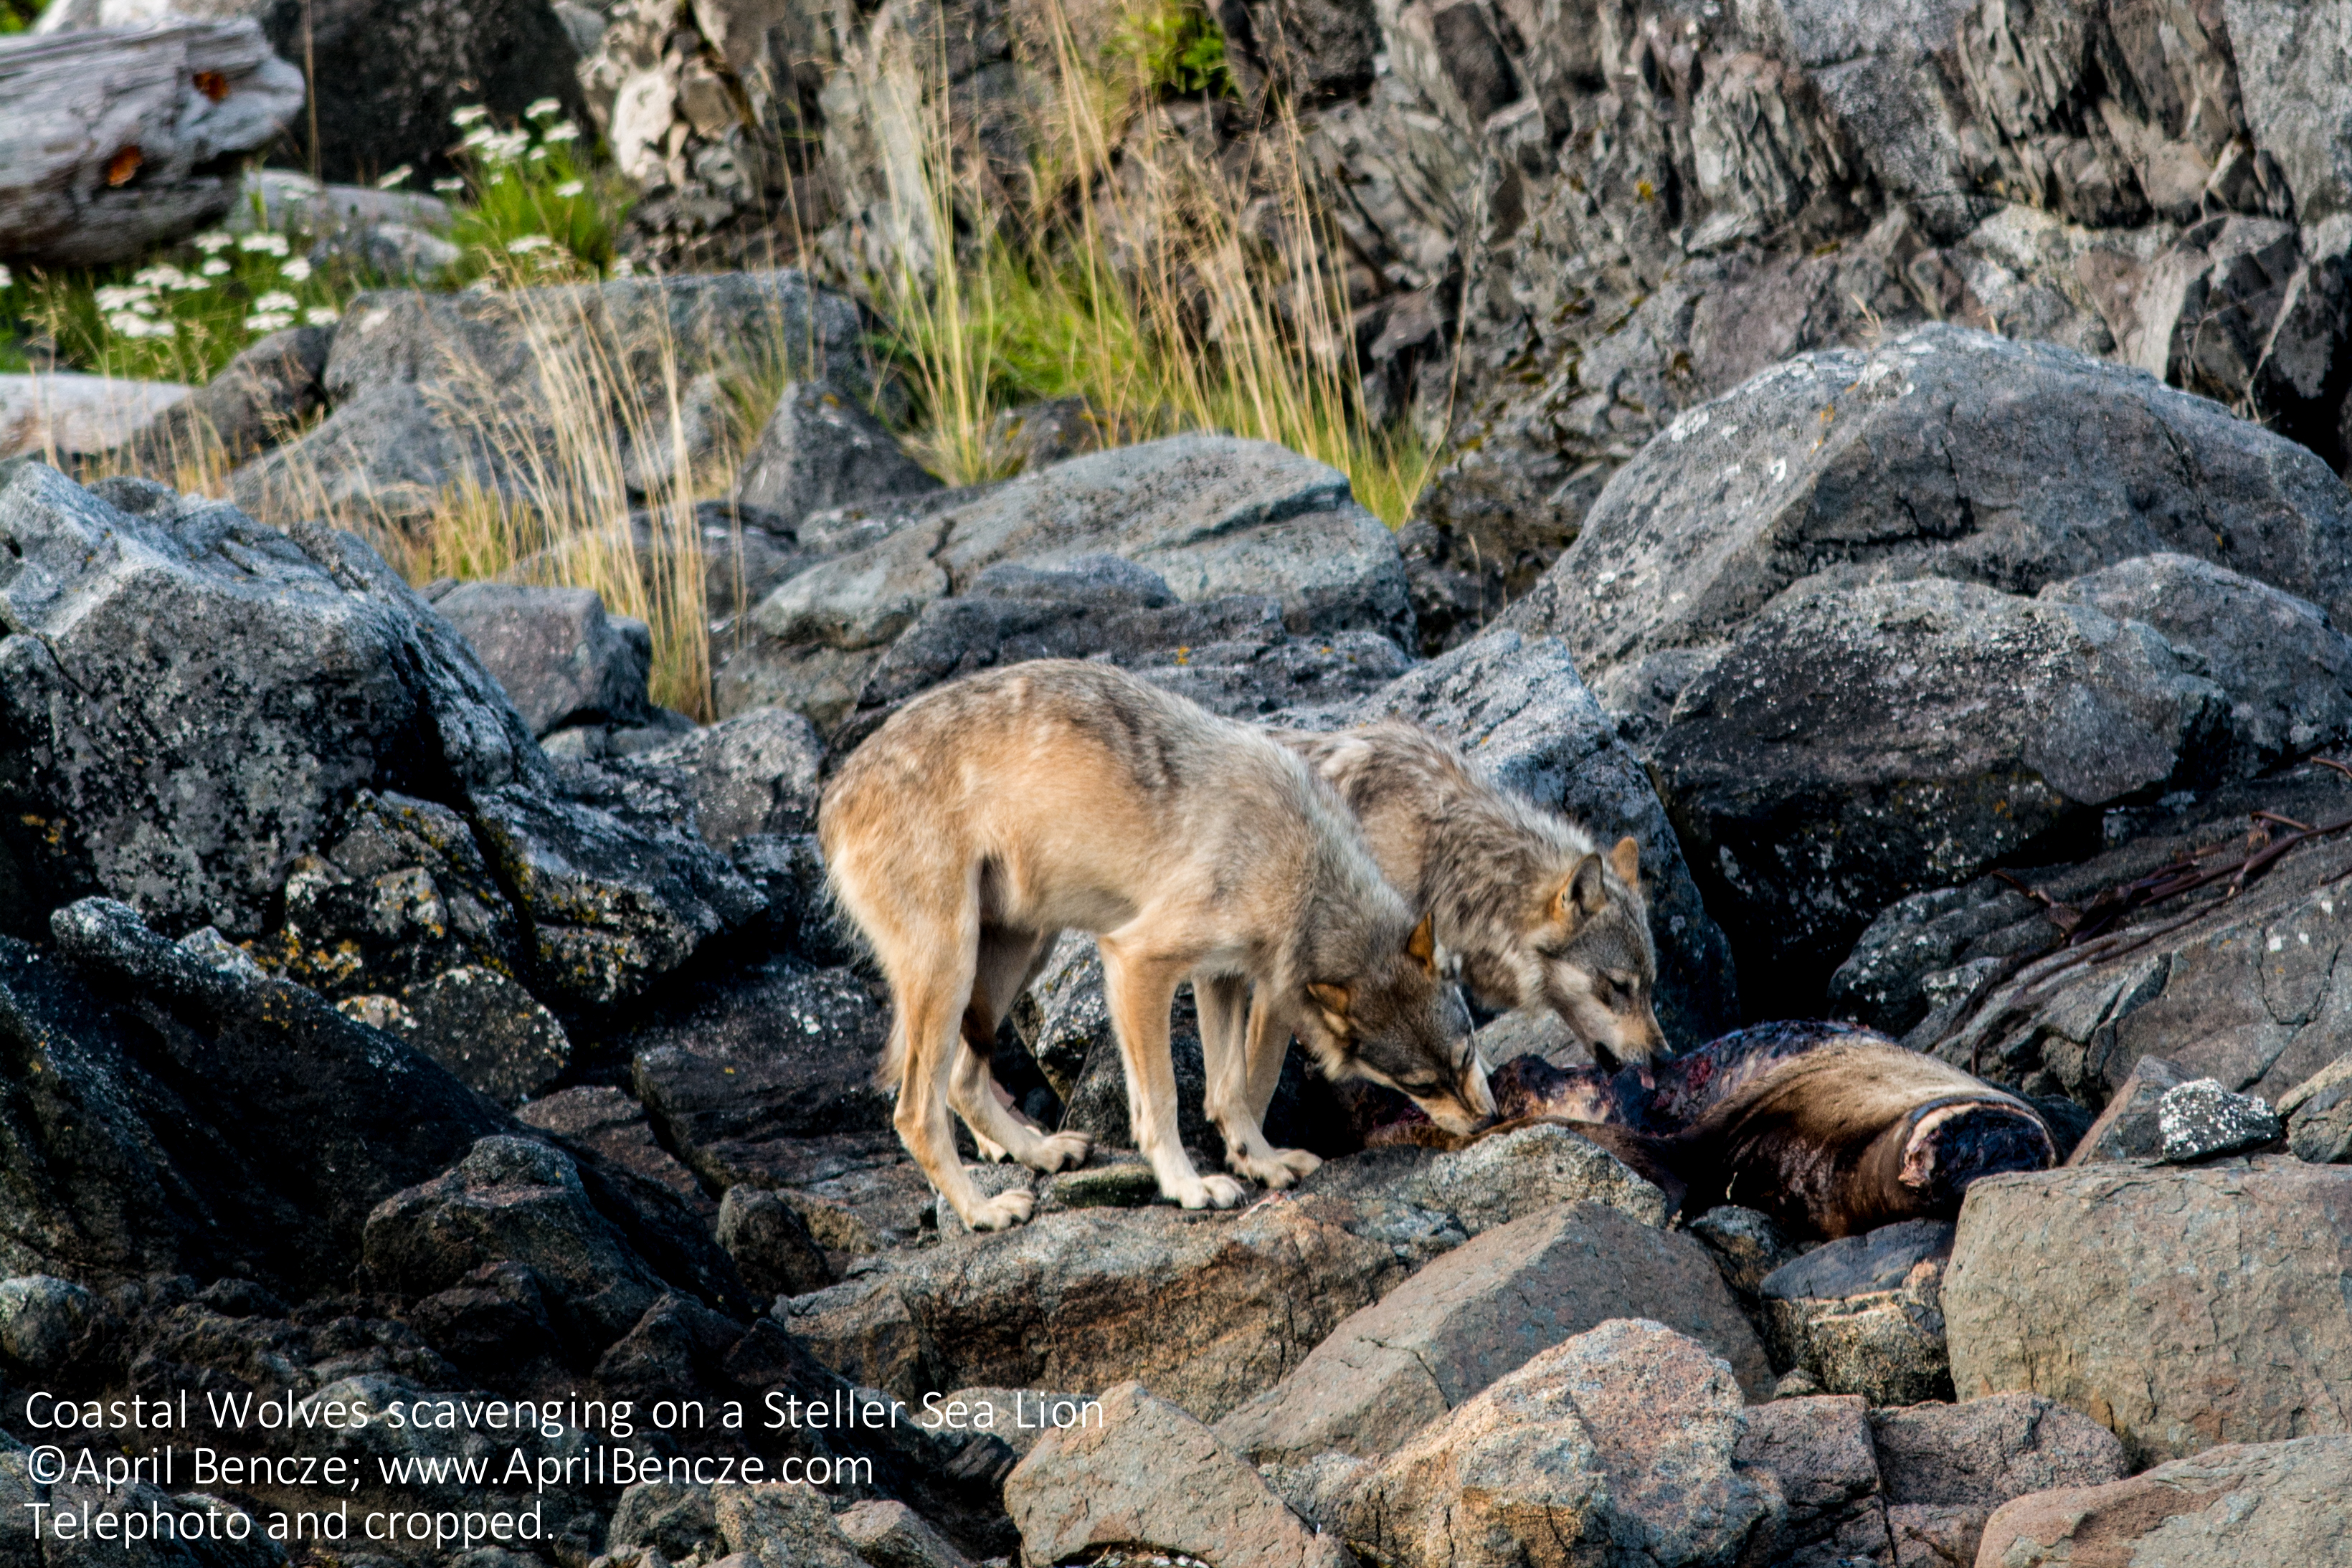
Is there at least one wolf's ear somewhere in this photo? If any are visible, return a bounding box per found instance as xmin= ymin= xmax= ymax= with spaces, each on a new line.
xmin=1608 ymin=835 xmax=1642 ymax=893
xmin=1550 ymin=852 xmax=1609 ymax=923
xmin=1405 ymin=911 xmax=1436 ymax=970
xmin=1304 ymin=982 xmax=1353 ymax=1037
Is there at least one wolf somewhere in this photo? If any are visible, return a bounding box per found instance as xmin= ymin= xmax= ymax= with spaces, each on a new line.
xmin=818 ymin=660 xmax=1491 ymax=1231
xmin=1276 ymin=720 xmax=1669 ymax=1072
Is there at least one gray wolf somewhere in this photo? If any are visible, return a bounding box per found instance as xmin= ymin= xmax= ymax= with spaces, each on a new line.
xmin=818 ymin=660 xmax=1490 ymax=1230
xmin=1278 ymin=720 xmax=1669 ymax=1072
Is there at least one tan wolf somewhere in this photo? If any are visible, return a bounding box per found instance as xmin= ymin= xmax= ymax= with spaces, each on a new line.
xmin=1276 ymin=720 xmax=1669 ymax=1073
xmin=818 ymin=661 xmax=1492 ymax=1230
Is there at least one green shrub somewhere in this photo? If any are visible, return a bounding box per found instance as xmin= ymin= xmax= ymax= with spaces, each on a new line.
xmin=1115 ymin=0 xmax=1233 ymax=98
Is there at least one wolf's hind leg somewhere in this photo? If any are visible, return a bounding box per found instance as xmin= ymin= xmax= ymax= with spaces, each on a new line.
xmin=1101 ymin=942 xmax=1244 ymax=1210
xmin=1205 ymin=986 xmax=1321 ymax=1187
xmin=888 ymin=936 xmax=1034 ymax=1232
xmin=950 ymin=926 xmax=1091 ymax=1173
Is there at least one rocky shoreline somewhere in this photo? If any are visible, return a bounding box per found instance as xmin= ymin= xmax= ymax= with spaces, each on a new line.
xmin=4 ymin=283 xmax=2351 ymax=1564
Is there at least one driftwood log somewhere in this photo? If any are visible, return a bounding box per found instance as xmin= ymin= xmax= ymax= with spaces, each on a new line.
xmin=0 ymin=21 xmax=303 ymax=267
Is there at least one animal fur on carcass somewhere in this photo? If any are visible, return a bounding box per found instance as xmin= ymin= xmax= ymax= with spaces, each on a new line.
xmin=1365 ymin=1021 xmax=2058 ymax=1239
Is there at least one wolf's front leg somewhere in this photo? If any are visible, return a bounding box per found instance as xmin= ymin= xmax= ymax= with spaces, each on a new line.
xmin=1204 ymin=984 xmax=1321 ymax=1188
xmin=1101 ymin=944 xmax=1244 ymax=1210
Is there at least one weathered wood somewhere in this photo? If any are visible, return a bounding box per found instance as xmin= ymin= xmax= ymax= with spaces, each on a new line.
xmin=0 ymin=22 xmax=305 ymax=267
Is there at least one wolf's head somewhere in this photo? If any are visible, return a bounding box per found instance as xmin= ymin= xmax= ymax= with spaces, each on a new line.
xmin=1530 ymin=836 xmax=1668 ymax=1074
xmin=1301 ymin=913 xmax=1494 ymax=1134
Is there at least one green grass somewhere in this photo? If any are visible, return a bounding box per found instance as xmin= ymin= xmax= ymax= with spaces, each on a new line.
xmin=438 ymin=100 xmax=634 ymax=282
xmin=11 ymin=224 xmax=361 ymax=386
xmin=0 ymin=0 xmax=40 ymax=34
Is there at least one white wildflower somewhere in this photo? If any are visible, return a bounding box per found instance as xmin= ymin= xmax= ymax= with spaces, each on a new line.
xmin=450 ymin=104 xmax=490 ymax=128
xmin=374 ymin=164 xmax=414 ymax=190
xmin=490 ymin=130 xmax=532 ymax=160
xmin=460 ymin=125 xmax=496 ymax=151
xmin=243 ymin=310 xmax=295 ymax=333
xmin=281 ymin=257 xmax=313 ymax=282
xmin=237 ymin=232 xmax=290 ymax=256
xmin=93 ymin=284 xmax=153 ymax=310
xmin=193 ymin=231 xmax=234 ymax=254
xmin=252 ymin=290 xmax=300 ymax=312
xmin=305 ymin=305 xmax=341 ymax=326
xmin=201 ymin=257 xmax=232 ymax=277
xmin=543 ymin=121 xmax=581 ymax=143
xmin=527 ymin=146 xmax=549 ymax=161
xmin=0 ymin=263 xmax=11 ymax=290
xmin=133 ymin=265 xmax=192 ymax=290
xmin=506 ymin=234 xmax=552 ymax=253
xmin=524 ymin=97 xmax=562 ymax=120
xmin=555 ymin=179 xmax=585 ymax=197
xmin=432 ymin=177 xmax=467 ymax=193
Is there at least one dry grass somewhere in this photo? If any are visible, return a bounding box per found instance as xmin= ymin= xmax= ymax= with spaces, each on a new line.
xmin=874 ymin=0 xmax=1439 ymax=521
xmin=350 ymin=263 xmax=817 ymax=721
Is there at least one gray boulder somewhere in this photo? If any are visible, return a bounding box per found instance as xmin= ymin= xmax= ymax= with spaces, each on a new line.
xmin=1298 ymin=1121 xmax=1675 ymax=1235
xmin=718 ymin=437 xmax=1416 ymax=733
xmin=1834 ymin=764 xmax=2352 ymax=1105
xmin=633 ymin=707 xmax=825 ymax=849
xmin=232 ymin=273 xmax=868 ymax=528
xmin=1 ymin=896 xmax=507 ymax=1291
xmin=1945 ymin=1158 xmax=2352 ymax=1464
xmin=1976 ymin=1435 xmax=2352 ymax=1568
xmin=1005 ymin=1383 xmax=1350 ymax=1568
xmin=731 ymin=381 xmax=939 ymax=529
xmin=1505 ymin=326 xmax=2352 ymax=687
xmin=2157 ymin=1078 xmax=2284 ymax=1161
xmin=341 ymin=964 xmax=569 ymax=1105
xmin=1868 ymin=1392 xmax=2128 ymax=1568
xmin=112 ymin=326 xmax=335 ymax=470
xmin=0 ymin=465 xmax=544 ymax=940
xmin=1760 ymin=1220 xmax=1957 ymax=1407
xmin=626 ymin=959 xmax=892 ymax=1187
xmin=1281 ymin=627 xmax=1738 ymax=1045
xmin=361 ymin=1136 xmax=670 ymax=1354
xmin=1336 ymin=1318 xmax=1786 ymax=1568
xmin=712 ymin=1482 xmax=863 ymax=1568
xmin=516 ymin=1085 xmax=709 ymax=1215
xmin=2280 ymin=1052 xmax=2352 ymax=1163
xmin=2067 ymin=1055 xmax=2189 ymax=1165
xmin=715 ymin=1186 xmax=833 ymax=1300
xmin=608 ymin=1481 xmax=720 ymax=1560
xmin=1215 ymin=1200 xmax=1769 ymax=1464
xmin=0 ymin=1275 xmax=94 ymax=1379
xmin=841 ymin=556 xmax=1412 ymax=741
xmin=432 ymin=583 xmax=655 ymax=738
xmin=836 ymin=1499 xmax=972 ymax=1568
xmin=777 ymin=1197 xmax=1405 ymax=1420
xmin=2043 ymin=551 xmax=2352 ymax=770
xmin=1654 ymin=575 xmax=2233 ymax=1002
xmin=1732 ymin=1395 xmax=1891 ymax=1567
xmin=468 ymin=784 xmax=762 ymax=1007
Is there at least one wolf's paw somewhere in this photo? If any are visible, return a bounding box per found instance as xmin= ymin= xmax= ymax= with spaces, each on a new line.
xmin=965 ymin=1187 xmax=1036 ymax=1231
xmin=1177 ymin=1174 xmax=1248 ymax=1210
xmin=1228 ymin=1146 xmax=1319 ymax=1189
xmin=972 ymin=1131 xmax=1011 ymax=1164
xmin=1024 ymin=1131 xmax=1092 ymax=1173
